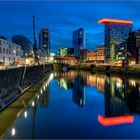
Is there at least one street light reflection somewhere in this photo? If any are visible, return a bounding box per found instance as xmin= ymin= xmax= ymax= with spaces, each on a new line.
xmin=37 ymin=94 xmax=40 ymax=99
xmin=32 ymin=101 xmax=35 ymax=107
xmin=24 ymin=111 xmax=27 ymax=118
xmin=49 ymin=73 xmax=54 ymax=81
xmin=40 ymin=89 xmax=43 ymax=94
xmin=11 ymin=128 xmax=16 ymax=136
xmin=43 ymin=85 xmax=45 ymax=90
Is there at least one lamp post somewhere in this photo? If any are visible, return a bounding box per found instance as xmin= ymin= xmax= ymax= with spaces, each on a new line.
xmin=25 ymin=53 xmax=27 ymax=65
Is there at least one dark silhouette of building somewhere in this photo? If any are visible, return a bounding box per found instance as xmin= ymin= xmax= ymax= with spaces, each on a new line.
xmin=12 ymin=35 xmax=32 ymax=55
xmin=39 ymin=28 xmax=50 ymax=58
xmin=0 ymin=36 xmax=7 ymax=40
xmin=127 ymin=30 xmax=140 ymax=64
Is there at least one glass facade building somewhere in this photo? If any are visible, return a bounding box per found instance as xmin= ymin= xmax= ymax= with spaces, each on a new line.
xmin=98 ymin=19 xmax=132 ymax=61
xmin=115 ymin=41 xmax=126 ymax=60
xmin=73 ymin=28 xmax=85 ymax=58
xmin=58 ymin=48 xmax=74 ymax=57
xmin=39 ymin=28 xmax=50 ymax=58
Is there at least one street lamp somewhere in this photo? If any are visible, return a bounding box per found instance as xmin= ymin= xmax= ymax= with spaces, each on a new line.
xmin=25 ymin=53 xmax=28 ymax=65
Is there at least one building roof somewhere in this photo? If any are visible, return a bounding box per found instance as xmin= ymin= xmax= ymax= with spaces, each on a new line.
xmin=98 ymin=18 xmax=133 ymax=24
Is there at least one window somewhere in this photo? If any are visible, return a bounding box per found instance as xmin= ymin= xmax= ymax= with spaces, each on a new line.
xmin=0 ymin=47 xmax=2 ymax=53
xmin=6 ymin=48 xmax=8 ymax=54
xmin=9 ymin=49 xmax=11 ymax=54
xmin=3 ymin=48 xmax=5 ymax=54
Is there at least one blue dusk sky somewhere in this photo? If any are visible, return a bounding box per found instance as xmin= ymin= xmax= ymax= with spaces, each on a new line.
xmin=0 ymin=0 xmax=140 ymax=52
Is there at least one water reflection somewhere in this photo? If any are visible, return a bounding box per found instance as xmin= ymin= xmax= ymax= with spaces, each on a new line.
xmin=54 ymin=71 xmax=140 ymax=126
xmin=39 ymin=83 xmax=50 ymax=107
xmin=72 ymin=76 xmax=85 ymax=107
xmin=2 ymin=70 xmax=140 ymax=139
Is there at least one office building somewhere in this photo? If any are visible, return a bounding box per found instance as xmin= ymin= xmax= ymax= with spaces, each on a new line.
xmin=98 ymin=18 xmax=132 ymax=61
xmin=58 ymin=48 xmax=74 ymax=57
xmin=73 ymin=28 xmax=86 ymax=58
xmin=115 ymin=41 xmax=126 ymax=60
xmin=127 ymin=30 xmax=140 ymax=64
xmin=39 ymin=28 xmax=50 ymax=58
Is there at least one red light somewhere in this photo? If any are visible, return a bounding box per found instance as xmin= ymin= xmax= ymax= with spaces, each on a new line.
xmin=98 ymin=18 xmax=133 ymax=24
xmin=98 ymin=115 xmax=134 ymax=126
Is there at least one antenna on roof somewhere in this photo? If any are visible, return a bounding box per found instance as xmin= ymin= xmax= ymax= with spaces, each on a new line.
xmin=32 ymin=16 xmax=39 ymax=63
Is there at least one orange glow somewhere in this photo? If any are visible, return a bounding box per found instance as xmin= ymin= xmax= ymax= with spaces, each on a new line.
xmin=98 ymin=115 xmax=134 ymax=126
xmin=98 ymin=18 xmax=133 ymax=24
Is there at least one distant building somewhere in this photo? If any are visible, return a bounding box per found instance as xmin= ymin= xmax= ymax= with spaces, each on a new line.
xmin=127 ymin=30 xmax=140 ymax=64
xmin=86 ymin=46 xmax=105 ymax=62
xmin=98 ymin=18 xmax=132 ymax=61
xmin=73 ymin=28 xmax=86 ymax=58
xmin=58 ymin=48 xmax=74 ymax=57
xmin=80 ymin=48 xmax=88 ymax=59
xmin=39 ymin=28 xmax=50 ymax=58
xmin=12 ymin=35 xmax=32 ymax=55
xmin=86 ymin=50 xmax=97 ymax=62
xmin=0 ymin=38 xmax=23 ymax=65
xmin=97 ymin=46 xmax=105 ymax=62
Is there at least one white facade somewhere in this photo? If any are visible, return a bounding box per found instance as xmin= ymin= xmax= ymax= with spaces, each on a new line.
xmin=0 ymin=38 xmax=23 ymax=65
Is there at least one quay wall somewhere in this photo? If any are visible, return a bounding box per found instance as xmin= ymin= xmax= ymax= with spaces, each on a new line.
xmin=0 ymin=64 xmax=53 ymax=111
xmin=74 ymin=63 xmax=140 ymax=76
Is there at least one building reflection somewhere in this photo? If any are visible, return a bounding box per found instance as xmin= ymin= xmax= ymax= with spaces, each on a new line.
xmin=55 ymin=71 xmax=107 ymax=107
xmin=54 ymin=71 xmax=78 ymax=80
xmin=72 ymin=76 xmax=85 ymax=107
xmin=104 ymin=77 xmax=129 ymax=117
xmin=54 ymin=71 xmax=140 ymax=126
xmin=58 ymin=79 xmax=74 ymax=90
xmin=98 ymin=76 xmax=140 ymax=127
xmin=55 ymin=70 xmax=106 ymax=94
xmin=56 ymin=72 xmax=85 ymax=107
xmin=85 ymin=72 xmax=106 ymax=93
xmin=126 ymin=78 xmax=140 ymax=114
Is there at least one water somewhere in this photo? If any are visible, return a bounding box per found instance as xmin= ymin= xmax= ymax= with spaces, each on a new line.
xmin=1 ymin=70 xmax=140 ymax=139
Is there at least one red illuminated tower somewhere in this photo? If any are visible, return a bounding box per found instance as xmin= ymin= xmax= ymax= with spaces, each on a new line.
xmin=98 ymin=18 xmax=133 ymax=61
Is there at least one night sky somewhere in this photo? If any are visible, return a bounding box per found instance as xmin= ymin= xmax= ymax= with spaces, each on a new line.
xmin=0 ymin=0 xmax=140 ymax=52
